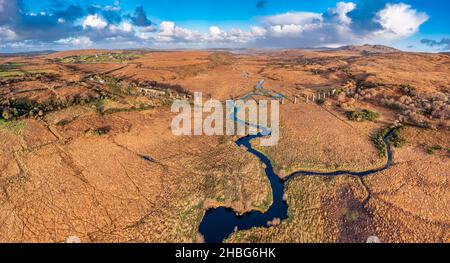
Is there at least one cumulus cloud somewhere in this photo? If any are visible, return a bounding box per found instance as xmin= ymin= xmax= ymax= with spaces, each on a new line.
xmin=148 ymin=21 xmax=267 ymax=45
xmin=373 ymin=3 xmax=428 ymax=40
xmin=325 ymin=2 xmax=356 ymax=25
xmin=209 ymin=26 xmax=222 ymax=37
xmin=0 ymin=26 xmax=17 ymax=41
xmin=82 ymin=14 xmax=108 ymax=30
xmin=0 ymin=0 xmax=85 ymax=43
xmin=55 ymin=36 xmax=93 ymax=47
xmin=251 ymin=26 xmax=267 ymax=37
xmin=203 ymin=26 xmax=266 ymax=43
xmin=109 ymin=22 xmax=133 ymax=33
xmin=260 ymin=12 xmax=325 ymax=42
xmin=253 ymin=1 xmax=429 ymax=48
xmin=256 ymin=4 xmax=354 ymax=48
xmin=121 ymin=22 xmax=133 ymax=33
xmin=421 ymin=38 xmax=450 ymax=51
xmin=155 ymin=21 xmax=198 ymax=42
xmin=264 ymin=12 xmax=323 ymax=26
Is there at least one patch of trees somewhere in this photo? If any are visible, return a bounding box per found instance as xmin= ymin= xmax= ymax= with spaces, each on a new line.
xmin=371 ymin=129 xmax=389 ymax=157
xmin=140 ymin=80 xmax=192 ymax=96
xmin=316 ymin=99 xmax=326 ymax=105
xmin=86 ymin=126 xmax=111 ymax=136
xmin=346 ymin=109 xmax=380 ymax=122
xmin=0 ymin=72 xmax=58 ymax=86
xmin=388 ymin=127 xmax=406 ymax=148
xmin=426 ymin=145 xmax=450 ymax=155
xmin=340 ymin=80 xmax=449 ymax=128
xmin=382 ymin=90 xmax=449 ymax=128
xmin=1 ymin=91 xmax=103 ymax=120
xmin=103 ymin=77 xmax=140 ymax=96
xmin=97 ymin=76 xmax=191 ymax=98
xmin=371 ymin=127 xmax=404 ymax=157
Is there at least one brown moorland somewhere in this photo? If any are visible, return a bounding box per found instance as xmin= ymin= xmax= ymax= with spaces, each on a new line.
xmin=0 ymin=46 xmax=448 ymax=242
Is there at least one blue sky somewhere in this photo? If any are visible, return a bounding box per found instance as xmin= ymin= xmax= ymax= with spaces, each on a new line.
xmin=1 ymin=0 xmax=449 ymax=52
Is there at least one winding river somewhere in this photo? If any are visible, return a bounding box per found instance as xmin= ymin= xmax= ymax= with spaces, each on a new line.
xmin=198 ymin=80 xmax=394 ymax=243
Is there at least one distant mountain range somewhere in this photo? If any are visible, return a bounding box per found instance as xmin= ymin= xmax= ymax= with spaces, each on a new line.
xmin=334 ymin=44 xmax=400 ymax=53
xmin=0 ymin=45 xmax=404 ymax=56
xmin=0 ymin=50 xmax=56 ymax=57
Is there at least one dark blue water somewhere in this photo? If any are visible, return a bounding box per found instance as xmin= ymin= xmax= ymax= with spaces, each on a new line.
xmin=285 ymin=129 xmax=395 ymax=181
xmin=198 ymin=80 xmax=395 ymax=243
xmin=199 ymin=134 xmax=288 ymax=243
xmin=199 ymin=131 xmax=394 ymax=243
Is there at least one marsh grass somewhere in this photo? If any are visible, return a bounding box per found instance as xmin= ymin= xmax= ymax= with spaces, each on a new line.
xmin=0 ymin=119 xmax=26 ymax=134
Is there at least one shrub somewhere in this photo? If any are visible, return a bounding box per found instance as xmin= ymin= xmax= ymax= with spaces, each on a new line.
xmin=335 ymin=87 xmax=344 ymax=95
xmin=87 ymin=126 xmax=111 ymax=136
xmin=106 ymin=78 xmax=123 ymax=94
xmin=316 ymin=99 xmax=326 ymax=105
xmin=56 ymin=119 xmax=71 ymax=126
xmin=346 ymin=109 xmax=380 ymax=122
xmin=371 ymin=127 xmax=405 ymax=157
xmin=95 ymin=100 xmax=105 ymax=115
xmin=389 ymin=127 xmax=405 ymax=148
xmin=371 ymin=129 xmax=388 ymax=157
xmin=2 ymin=109 xmax=13 ymax=120
xmin=426 ymin=145 xmax=443 ymax=155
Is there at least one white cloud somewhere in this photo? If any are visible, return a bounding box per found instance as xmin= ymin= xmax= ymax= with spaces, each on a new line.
xmin=374 ymin=3 xmax=428 ymax=39
xmin=82 ymin=14 xmax=107 ymax=30
xmin=150 ymin=22 xmax=267 ymax=45
xmin=251 ymin=26 xmax=267 ymax=37
xmin=135 ymin=26 xmax=156 ymax=40
xmin=264 ymin=12 xmax=323 ymax=26
xmin=270 ymin=23 xmax=323 ymax=36
xmin=139 ymin=26 xmax=155 ymax=33
xmin=207 ymin=26 xmax=227 ymax=41
xmin=328 ymin=2 xmax=356 ymax=25
xmin=253 ymin=1 xmax=428 ymax=48
xmin=209 ymin=26 xmax=222 ymax=37
xmin=135 ymin=32 xmax=150 ymax=40
xmin=227 ymin=28 xmax=251 ymax=42
xmin=219 ymin=28 xmax=249 ymax=43
xmin=55 ymin=36 xmax=93 ymax=47
xmin=0 ymin=26 xmax=17 ymax=41
xmin=104 ymin=5 xmax=121 ymax=12
xmin=121 ymin=22 xmax=133 ymax=32
xmin=262 ymin=11 xmax=324 ymax=38
xmin=0 ymin=40 xmax=36 ymax=49
xmin=156 ymin=21 xmax=198 ymax=42
xmin=109 ymin=21 xmax=134 ymax=33
xmin=205 ymin=26 xmax=266 ymax=43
